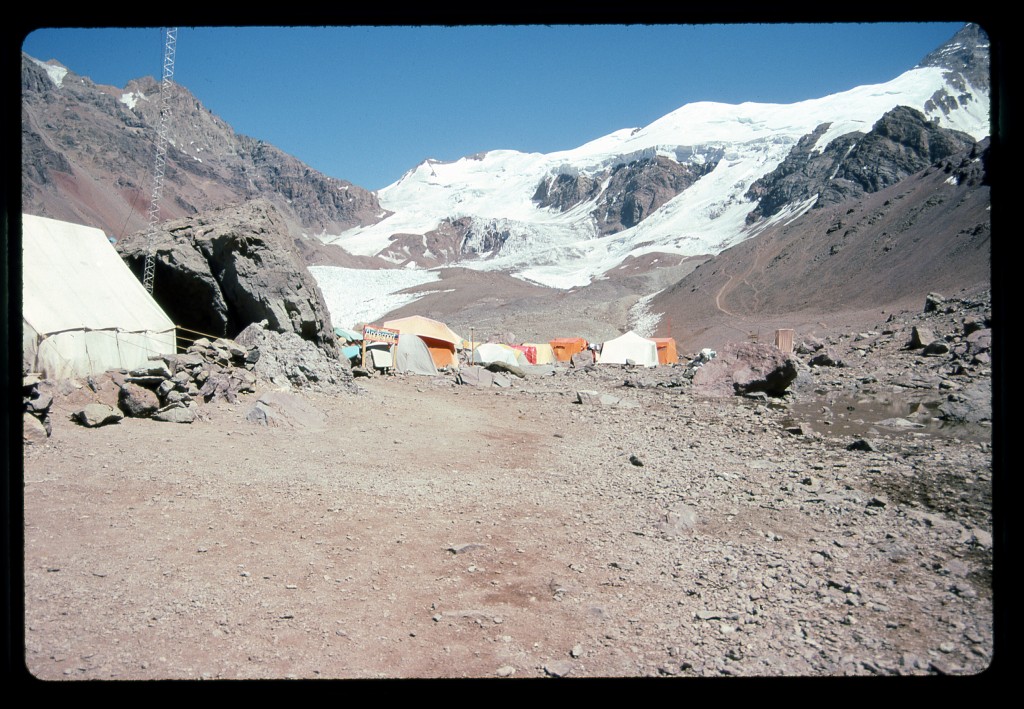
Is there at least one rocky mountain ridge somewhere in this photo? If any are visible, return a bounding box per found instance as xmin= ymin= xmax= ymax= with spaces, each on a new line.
xmin=744 ymin=105 xmax=981 ymax=224
xmin=20 ymin=55 xmax=385 ymax=244
xmin=647 ymin=139 xmax=991 ymax=351
xmin=21 ymin=24 xmax=990 ymax=291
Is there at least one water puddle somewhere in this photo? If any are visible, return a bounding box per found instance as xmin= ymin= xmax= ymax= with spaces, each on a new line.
xmin=779 ymin=391 xmax=990 ymax=443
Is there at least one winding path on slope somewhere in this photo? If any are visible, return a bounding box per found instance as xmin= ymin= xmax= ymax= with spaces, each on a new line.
xmin=713 ymin=237 xmax=771 ymax=320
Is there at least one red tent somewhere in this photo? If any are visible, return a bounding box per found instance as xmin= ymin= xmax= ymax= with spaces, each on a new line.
xmin=512 ymin=345 xmax=537 ymax=364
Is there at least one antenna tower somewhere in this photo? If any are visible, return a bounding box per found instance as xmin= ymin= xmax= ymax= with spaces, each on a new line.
xmin=143 ymin=27 xmax=178 ymax=294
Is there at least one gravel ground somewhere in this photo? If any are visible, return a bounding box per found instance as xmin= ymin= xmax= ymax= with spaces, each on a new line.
xmin=19 ymin=301 xmax=996 ymax=682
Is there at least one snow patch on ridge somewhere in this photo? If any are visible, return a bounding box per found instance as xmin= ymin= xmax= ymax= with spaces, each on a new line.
xmin=30 ymin=57 xmax=67 ymax=87
xmin=628 ymin=291 xmax=664 ymax=337
xmin=120 ymin=91 xmax=145 ymax=110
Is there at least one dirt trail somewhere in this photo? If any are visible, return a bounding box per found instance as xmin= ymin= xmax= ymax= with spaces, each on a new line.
xmin=23 ymin=379 xmax=641 ymax=679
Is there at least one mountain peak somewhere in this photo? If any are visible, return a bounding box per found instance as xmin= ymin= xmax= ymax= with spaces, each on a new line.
xmin=915 ymin=22 xmax=989 ymax=88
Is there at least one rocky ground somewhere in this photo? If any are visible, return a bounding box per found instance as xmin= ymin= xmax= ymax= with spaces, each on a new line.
xmin=19 ymin=294 xmax=996 ymax=682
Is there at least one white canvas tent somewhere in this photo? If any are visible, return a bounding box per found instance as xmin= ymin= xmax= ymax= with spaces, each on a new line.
xmin=598 ymin=331 xmax=658 ymax=367
xmin=22 ymin=214 xmax=177 ymax=380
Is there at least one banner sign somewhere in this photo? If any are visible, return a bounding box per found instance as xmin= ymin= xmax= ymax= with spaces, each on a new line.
xmin=363 ymin=325 xmax=400 ymax=345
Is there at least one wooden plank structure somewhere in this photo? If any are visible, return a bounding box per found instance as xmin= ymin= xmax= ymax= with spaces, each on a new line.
xmin=774 ymin=329 xmax=795 ymax=354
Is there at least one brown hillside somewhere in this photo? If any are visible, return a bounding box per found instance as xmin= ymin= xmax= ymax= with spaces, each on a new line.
xmin=647 ymin=148 xmax=991 ymax=353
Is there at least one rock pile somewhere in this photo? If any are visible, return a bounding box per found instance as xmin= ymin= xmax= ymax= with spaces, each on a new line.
xmin=34 ymin=324 xmax=357 ymax=434
xmin=22 ymin=375 xmax=53 ymax=443
xmin=161 ymin=336 xmax=261 ymax=408
xmin=68 ymin=336 xmax=262 ymax=427
xmin=235 ymin=321 xmax=356 ymax=395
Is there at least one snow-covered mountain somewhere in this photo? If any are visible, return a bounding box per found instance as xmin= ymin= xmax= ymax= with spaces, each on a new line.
xmin=323 ymin=23 xmax=990 ymax=289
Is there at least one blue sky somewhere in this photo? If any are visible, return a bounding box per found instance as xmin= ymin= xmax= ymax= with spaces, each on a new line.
xmin=21 ymin=23 xmax=970 ymax=192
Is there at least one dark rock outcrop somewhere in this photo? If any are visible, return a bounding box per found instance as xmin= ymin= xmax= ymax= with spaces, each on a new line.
xmin=593 ymin=156 xmax=719 ymax=234
xmin=746 ymin=106 xmax=981 ymax=224
xmin=116 ymin=200 xmax=339 ymax=357
xmin=531 ymin=155 xmax=721 ymax=236
xmin=744 ymin=123 xmax=853 ymax=223
xmin=377 ymin=217 xmax=475 ymax=267
xmin=533 ymin=172 xmax=602 ymax=212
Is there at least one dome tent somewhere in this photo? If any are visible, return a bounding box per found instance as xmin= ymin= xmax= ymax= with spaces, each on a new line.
xmin=382 ymin=315 xmax=463 ymax=370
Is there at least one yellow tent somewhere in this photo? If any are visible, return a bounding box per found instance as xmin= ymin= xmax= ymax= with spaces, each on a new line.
xmin=521 ymin=342 xmax=556 ymax=365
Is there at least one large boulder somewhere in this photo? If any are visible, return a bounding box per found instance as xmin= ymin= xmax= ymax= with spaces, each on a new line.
xmin=691 ymin=342 xmax=798 ymax=398
xmin=74 ymin=403 xmax=124 ymax=428
xmin=118 ymin=381 xmax=160 ymax=417
xmin=24 ymin=414 xmax=49 ymax=444
xmin=117 ymin=199 xmax=338 ymax=357
xmin=908 ymin=326 xmax=937 ymax=349
xmin=152 ymin=403 xmax=197 ymax=424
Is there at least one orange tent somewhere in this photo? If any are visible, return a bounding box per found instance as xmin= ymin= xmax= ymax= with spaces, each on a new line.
xmin=651 ymin=337 xmax=678 ymax=365
xmin=382 ymin=315 xmax=463 ymax=369
xmin=549 ymin=337 xmax=588 ymax=362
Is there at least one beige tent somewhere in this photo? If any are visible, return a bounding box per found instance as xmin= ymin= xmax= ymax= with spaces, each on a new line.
xmin=22 ymin=214 xmax=177 ymax=380
xmin=382 ymin=315 xmax=463 ymax=369
xmin=367 ymin=334 xmax=438 ymax=375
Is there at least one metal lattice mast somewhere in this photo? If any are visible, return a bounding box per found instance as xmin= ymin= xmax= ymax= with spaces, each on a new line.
xmin=143 ymin=27 xmax=177 ymax=294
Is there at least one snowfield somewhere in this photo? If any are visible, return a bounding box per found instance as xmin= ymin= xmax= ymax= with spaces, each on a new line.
xmin=308 ymin=266 xmax=441 ymax=328
xmin=321 ymin=66 xmax=989 ymax=290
